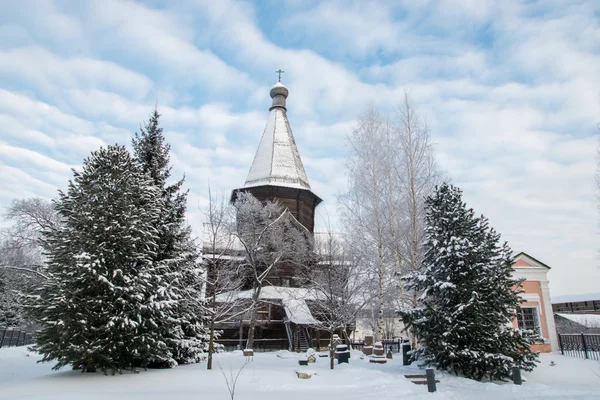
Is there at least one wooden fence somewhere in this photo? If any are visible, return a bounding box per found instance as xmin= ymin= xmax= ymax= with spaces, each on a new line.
xmin=0 ymin=329 xmax=35 ymax=348
xmin=214 ymin=338 xmax=289 ymax=352
xmin=558 ymin=333 xmax=600 ymax=361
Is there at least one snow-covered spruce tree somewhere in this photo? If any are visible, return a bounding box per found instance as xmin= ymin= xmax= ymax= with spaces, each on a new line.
xmin=401 ymin=183 xmax=538 ymax=381
xmin=132 ymin=109 xmax=209 ymax=365
xmin=32 ymin=145 xmax=174 ymax=372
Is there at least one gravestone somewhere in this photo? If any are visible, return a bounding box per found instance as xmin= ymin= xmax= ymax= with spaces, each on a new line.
xmin=363 ymin=335 xmax=374 ymax=356
xmin=369 ymin=341 xmax=387 ymax=364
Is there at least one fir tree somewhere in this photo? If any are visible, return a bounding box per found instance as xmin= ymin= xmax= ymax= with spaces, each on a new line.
xmin=132 ymin=109 xmax=209 ymax=364
xmin=401 ymin=183 xmax=538 ymax=381
xmin=31 ymin=145 xmax=176 ymax=372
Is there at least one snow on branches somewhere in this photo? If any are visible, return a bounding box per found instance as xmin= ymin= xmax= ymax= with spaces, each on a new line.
xmin=401 ymin=183 xmax=539 ymax=381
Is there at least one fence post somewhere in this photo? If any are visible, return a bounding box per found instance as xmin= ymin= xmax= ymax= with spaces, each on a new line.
xmin=7 ymin=330 xmax=15 ymax=347
xmin=425 ymin=368 xmax=437 ymax=392
xmin=0 ymin=329 xmax=6 ymax=348
xmin=512 ymin=366 xmax=522 ymax=385
xmin=581 ymin=333 xmax=589 ymax=359
xmin=558 ymin=334 xmax=564 ymax=355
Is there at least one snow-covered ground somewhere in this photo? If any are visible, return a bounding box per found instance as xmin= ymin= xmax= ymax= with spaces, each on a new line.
xmin=2 ymin=347 xmax=599 ymax=399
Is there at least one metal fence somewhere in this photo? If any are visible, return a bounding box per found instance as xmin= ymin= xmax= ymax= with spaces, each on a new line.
xmin=350 ymin=338 xmax=405 ymax=353
xmin=558 ymin=333 xmax=600 ymax=361
xmin=0 ymin=329 xmax=35 ymax=348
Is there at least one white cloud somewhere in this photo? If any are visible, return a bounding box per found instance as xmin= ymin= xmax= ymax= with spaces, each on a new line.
xmin=0 ymin=46 xmax=154 ymax=100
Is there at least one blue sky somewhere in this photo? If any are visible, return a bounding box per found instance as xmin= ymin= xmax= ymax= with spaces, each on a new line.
xmin=1 ymin=0 xmax=599 ymax=296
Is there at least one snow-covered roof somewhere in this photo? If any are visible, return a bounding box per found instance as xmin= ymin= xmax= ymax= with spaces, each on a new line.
xmin=283 ymin=298 xmax=319 ymax=325
xmin=555 ymin=313 xmax=600 ymax=328
xmin=215 ymin=285 xmax=321 ymax=326
xmin=216 ymin=286 xmax=321 ymax=302
xmin=552 ymin=293 xmax=600 ymax=304
xmin=243 ymin=82 xmax=312 ymax=191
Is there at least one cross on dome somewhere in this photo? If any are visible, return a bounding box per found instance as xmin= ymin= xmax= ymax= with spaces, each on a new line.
xmin=275 ymin=69 xmax=284 ymax=82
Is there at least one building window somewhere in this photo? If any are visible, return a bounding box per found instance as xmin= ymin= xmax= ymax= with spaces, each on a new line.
xmin=516 ymin=307 xmax=540 ymax=335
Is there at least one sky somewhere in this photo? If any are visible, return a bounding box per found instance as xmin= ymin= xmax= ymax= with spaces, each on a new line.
xmin=1 ymin=0 xmax=599 ymax=296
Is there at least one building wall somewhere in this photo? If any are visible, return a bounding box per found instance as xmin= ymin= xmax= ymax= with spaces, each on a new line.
xmin=511 ymin=257 xmax=558 ymax=353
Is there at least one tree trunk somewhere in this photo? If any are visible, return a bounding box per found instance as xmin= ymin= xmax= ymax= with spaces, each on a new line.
xmin=377 ymin=243 xmax=385 ymax=342
xmin=411 ymin=291 xmax=418 ymax=350
xmin=245 ymin=285 xmax=262 ymax=349
xmin=246 ymin=309 xmax=257 ymax=350
xmin=207 ymin=314 xmax=216 ymax=370
xmin=329 ymin=332 xmax=335 ymax=370
xmin=316 ymin=329 xmax=321 ymax=352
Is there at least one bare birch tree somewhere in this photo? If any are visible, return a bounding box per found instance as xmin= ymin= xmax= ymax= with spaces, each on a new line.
xmin=202 ymin=188 xmax=244 ymax=369
xmin=302 ymin=231 xmax=369 ymax=369
xmin=0 ymin=197 xmax=57 ymax=276
xmin=340 ymin=106 xmax=396 ymax=341
xmin=0 ymin=198 xmax=57 ymax=328
xmin=393 ymin=92 xmax=442 ymax=309
xmin=342 ymin=95 xmax=441 ymax=342
xmin=232 ymin=192 xmax=312 ymax=349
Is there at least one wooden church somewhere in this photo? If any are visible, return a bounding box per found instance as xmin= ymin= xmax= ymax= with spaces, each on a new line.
xmin=204 ymin=79 xmax=334 ymax=352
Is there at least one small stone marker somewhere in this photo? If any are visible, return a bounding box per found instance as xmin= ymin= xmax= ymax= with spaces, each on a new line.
xmin=335 ymin=344 xmax=350 ymax=364
xmin=512 ymin=366 xmax=522 ymax=385
xmin=305 ymin=348 xmax=317 ymax=363
xmin=243 ymin=349 xmax=254 ymax=361
xmin=295 ymin=370 xmax=315 ymax=379
xmin=363 ymin=335 xmax=374 ymax=356
xmin=426 ymin=368 xmax=437 ymax=393
xmin=369 ymin=341 xmax=387 ymax=364
xmin=386 ymin=348 xmax=393 ymax=359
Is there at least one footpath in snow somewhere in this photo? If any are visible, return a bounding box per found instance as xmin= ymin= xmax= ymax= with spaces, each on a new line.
xmin=1 ymin=347 xmax=600 ymax=399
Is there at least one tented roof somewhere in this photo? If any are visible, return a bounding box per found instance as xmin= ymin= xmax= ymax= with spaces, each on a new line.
xmin=243 ymin=82 xmax=312 ymax=191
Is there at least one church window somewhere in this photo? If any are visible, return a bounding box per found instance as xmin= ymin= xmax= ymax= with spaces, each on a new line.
xmin=516 ymin=306 xmax=540 ymax=335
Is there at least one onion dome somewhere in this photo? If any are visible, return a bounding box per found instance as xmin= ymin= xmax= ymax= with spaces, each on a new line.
xmin=269 ymin=82 xmax=289 ymax=110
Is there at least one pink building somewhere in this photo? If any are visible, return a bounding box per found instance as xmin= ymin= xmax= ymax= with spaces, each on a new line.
xmin=511 ymin=252 xmax=558 ymax=353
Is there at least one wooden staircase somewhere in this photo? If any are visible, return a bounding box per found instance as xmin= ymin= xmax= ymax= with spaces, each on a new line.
xmin=291 ymin=325 xmax=311 ymax=352
xmin=298 ymin=326 xmax=310 ymax=352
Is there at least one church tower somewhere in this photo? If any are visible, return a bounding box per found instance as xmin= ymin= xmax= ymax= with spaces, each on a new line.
xmin=232 ymin=81 xmax=322 ymax=233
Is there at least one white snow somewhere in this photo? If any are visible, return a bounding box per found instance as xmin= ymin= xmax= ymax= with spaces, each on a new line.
xmin=556 ymin=313 xmax=600 ymax=328
xmin=282 ymin=298 xmax=319 ymax=325
xmin=216 ymin=286 xmax=321 ymax=302
xmin=2 ymin=347 xmax=599 ymax=399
